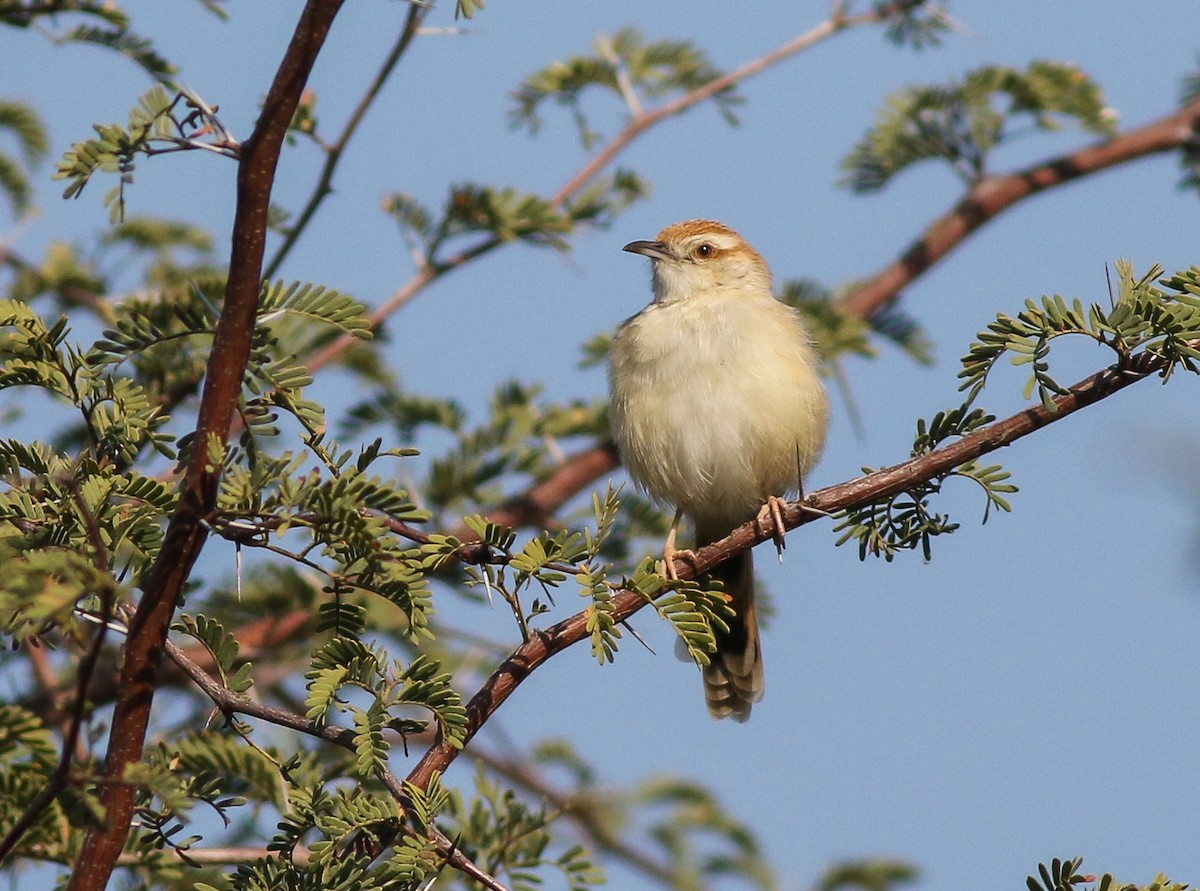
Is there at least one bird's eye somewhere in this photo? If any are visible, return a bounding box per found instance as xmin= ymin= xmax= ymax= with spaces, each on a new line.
xmin=694 ymin=243 xmax=715 ymax=259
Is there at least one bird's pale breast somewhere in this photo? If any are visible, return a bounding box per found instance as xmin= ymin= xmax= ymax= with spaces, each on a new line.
xmin=609 ymin=290 xmax=829 ymax=529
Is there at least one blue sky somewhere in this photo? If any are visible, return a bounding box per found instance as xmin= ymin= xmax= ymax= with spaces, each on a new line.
xmin=2 ymin=2 xmax=1198 ymax=889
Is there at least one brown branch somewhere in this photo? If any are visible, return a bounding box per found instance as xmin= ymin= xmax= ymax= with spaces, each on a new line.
xmin=839 ymin=97 xmax=1200 ymax=320
xmin=441 ymin=96 xmax=1200 ymax=543
xmin=549 ymin=0 xmax=927 ymax=206
xmin=161 ymin=639 xmax=512 ymax=891
xmin=304 ymin=1 xmax=921 ymax=374
xmin=114 ymin=846 xmax=312 ymax=867
xmin=66 ymin=4 xmax=346 ymax=888
xmin=406 ymin=345 xmax=1174 ymax=791
xmin=22 ymin=611 xmax=314 ymax=726
xmin=448 ymin=443 xmax=620 ymax=541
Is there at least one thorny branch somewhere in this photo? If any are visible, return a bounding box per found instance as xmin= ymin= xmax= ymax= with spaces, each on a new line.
xmin=405 ymin=343 xmax=1185 ymax=790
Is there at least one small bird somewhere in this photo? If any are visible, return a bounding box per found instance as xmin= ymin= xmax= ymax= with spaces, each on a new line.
xmin=608 ymin=219 xmax=830 ymax=722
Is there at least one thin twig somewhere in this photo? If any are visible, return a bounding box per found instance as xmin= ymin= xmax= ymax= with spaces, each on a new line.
xmin=264 ymin=1 xmax=429 ymax=280
xmin=304 ymin=3 xmax=917 ymax=373
xmin=0 ymin=587 xmax=114 ymax=864
xmin=550 ymin=1 xmax=917 ymax=207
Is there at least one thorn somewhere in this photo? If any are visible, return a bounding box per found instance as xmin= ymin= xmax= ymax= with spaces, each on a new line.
xmin=481 ymin=570 xmax=494 ymax=607
xmin=620 ymin=619 xmax=655 ymax=654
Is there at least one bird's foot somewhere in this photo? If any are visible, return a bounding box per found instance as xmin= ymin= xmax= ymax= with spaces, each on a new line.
xmin=662 ymin=545 xmax=698 ymax=581
xmin=756 ymin=495 xmax=790 ymax=563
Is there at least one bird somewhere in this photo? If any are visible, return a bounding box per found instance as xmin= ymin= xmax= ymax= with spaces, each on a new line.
xmin=608 ymin=219 xmax=830 ymax=722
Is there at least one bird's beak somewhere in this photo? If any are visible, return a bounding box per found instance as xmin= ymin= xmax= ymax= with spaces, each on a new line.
xmin=623 ymin=239 xmax=676 ymax=262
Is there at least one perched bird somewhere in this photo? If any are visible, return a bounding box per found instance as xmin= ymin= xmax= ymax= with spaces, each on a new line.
xmin=608 ymin=219 xmax=830 ymax=722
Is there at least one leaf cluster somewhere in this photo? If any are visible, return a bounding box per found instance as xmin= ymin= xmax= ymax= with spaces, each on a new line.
xmin=0 ymin=705 xmax=65 ymax=856
xmin=384 ymin=167 xmax=649 ymax=267
xmin=843 ymin=60 xmax=1116 ymax=191
xmin=218 ymin=778 xmax=442 ymax=891
xmin=781 ymin=278 xmax=933 ymax=366
xmin=961 ymin=261 xmax=1200 ymax=407
xmin=634 ymin=776 xmax=776 ymax=890
xmin=834 ymin=405 xmax=1014 ymax=561
xmin=0 ymin=0 xmax=178 ymax=76
xmin=305 ymin=639 xmax=468 ymax=769
xmin=374 ymin=379 xmax=606 ymax=517
xmin=446 ymin=768 xmax=604 ymax=891
xmin=880 ymin=0 xmax=951 ymax=50
xmin=835 ymin=261 xmax=1200 ymax=563
xmin=0 ymin=100 xmax=49 ymax=217
xmin=0 ymin=270 xmax=388 ymax=641
xmin=54 ymin=85 xmax=235 ymax=222
xmin=510 ymin=26 xmax=743 ymax=146
xmin=1028 ymin=856 xmax=1193 ymax=891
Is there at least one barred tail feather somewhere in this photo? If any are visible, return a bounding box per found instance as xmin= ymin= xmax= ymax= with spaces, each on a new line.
xmin=702 ymin=550 xmax=763 ymax=722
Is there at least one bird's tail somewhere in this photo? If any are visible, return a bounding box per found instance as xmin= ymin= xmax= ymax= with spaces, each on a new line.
xmin=702 ymin=549 xmax=763 ymax=722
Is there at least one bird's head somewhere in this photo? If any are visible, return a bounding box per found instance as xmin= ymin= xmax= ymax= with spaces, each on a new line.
xmin=623 ymin=219 xmax=773 ymax=305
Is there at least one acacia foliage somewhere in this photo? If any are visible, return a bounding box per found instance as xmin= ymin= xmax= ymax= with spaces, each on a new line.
xmin=0 ymin=3 xmax=1197 ymax=890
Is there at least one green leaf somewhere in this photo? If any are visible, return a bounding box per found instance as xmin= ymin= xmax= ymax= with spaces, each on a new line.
xmin=258 ymin=280 xmax=372 ymax=338
xmin=351 ymin=700 xmax=388 ymax=777
xmin=843 ymin=61 xmax=1115 ymax=191
xmin=577 ymin=564 xmax=620 ymax=663
xmin=510 ymin=27 xmax=742 ymax=144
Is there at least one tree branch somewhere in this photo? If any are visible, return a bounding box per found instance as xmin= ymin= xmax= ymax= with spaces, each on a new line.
xmin=160 ymin=639 xmax=512 ymax=891
xmin=304 ymin=1 xmax=923 ymax=373
xmin=549 ymin=0 xmax=925 ymax=206
xmin=838 ymin=97 xmax=1200 ymax=320
xmin=67 ymin=4 xmax=346 ymax=888
xmin=405 ymin=344 xmax=1178 ymax=791
xmin=448 ymin=443 xmax=620 ymax=542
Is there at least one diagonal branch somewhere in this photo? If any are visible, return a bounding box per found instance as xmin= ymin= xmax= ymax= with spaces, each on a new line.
xmin=304 ymin=1 xmax=925 ymax=373
xmin=838 ymin=96 xmax=1200 ymax=320
xmin=405 ymin=343 xmax=1179 ymax=791
xmin=161 ymin=639 xmax=512 ymax=891
xmin=455 ymin=96 xmax=1200 ymax=539
xmin=67 ymin=3 xmax=347 ymax=889
xmin=549 ymin=0 xmax=927 ymax=206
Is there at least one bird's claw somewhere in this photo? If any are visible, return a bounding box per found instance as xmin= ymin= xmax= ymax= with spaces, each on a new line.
xmin=662 ymin=545 xmax=698 ymax=581
xmin=756 ymin=495 xmax=790 ymax=563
